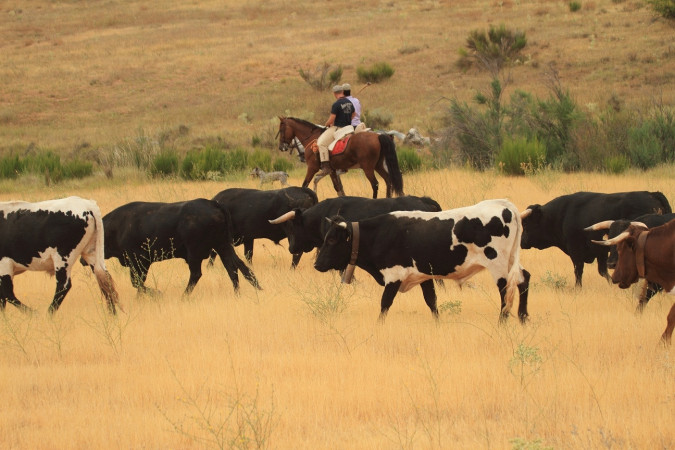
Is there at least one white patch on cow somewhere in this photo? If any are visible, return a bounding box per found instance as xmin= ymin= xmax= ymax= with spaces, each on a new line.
xmin=380 ymin=261 xmax=428 ymax=292
xmin=390 ymin=199 xmax=512 ymax=223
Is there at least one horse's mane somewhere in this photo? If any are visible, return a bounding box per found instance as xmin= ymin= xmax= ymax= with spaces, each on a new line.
xmin=286 ymin=117 xmax=325 ymax=131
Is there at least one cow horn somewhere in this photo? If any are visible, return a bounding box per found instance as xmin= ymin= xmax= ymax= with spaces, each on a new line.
xmin=268 ymin=210 xmax=296 ymax=224
xmin=520 ymin=208 xmax=532 ymax=218
xmin=337 ymin=222 xmax=348 ymax=229
xmin=631 ymin=221 xmax=648 ymax=229
xmin=592 ymin=230 xmax=630 ymax=246
xmin=584 ymin=220 xmax=614 ymax=231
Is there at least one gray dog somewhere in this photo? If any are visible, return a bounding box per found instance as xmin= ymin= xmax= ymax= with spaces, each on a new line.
xmin=250 ymin=167 xmax=289 ymax=187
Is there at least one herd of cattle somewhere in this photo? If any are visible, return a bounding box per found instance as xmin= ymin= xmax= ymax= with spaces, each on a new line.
xmin=1 ymin=188 xmax=674 ymax=342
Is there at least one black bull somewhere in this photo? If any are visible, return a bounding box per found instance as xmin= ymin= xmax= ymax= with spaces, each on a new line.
xmin=520 ymin=191 xmax=671 ymax=286
xmin=103 ymin=199 xmax=261 ymax=295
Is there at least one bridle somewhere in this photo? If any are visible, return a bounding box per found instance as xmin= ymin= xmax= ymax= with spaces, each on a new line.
xmin=277 ymin=118 xmax=323 ymax=153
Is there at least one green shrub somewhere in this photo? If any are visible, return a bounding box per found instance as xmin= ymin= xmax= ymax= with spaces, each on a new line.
xmin=604 ymin=155 xmax=630 ymax=174
xmin=627 ymin=123 xmax=662 ymax=169
xmin=496 ymin=137 xmax=546 ymax=175
xmin=569 ymin=1 xmax=582 ymax=12
xmin=62 ymin=159 xmax=93 ymax=179
xmin=222 ymin=148 xmax=249 ymax=173
xmin=273 ymin=157 xmax=294 ymax=173
xmin=356 ymin=62 xmax=394 ymax=84
xmin=362 ymin=108 xmax=394 ymax=130
xmin=249 ymin=149 xmax=273 ymax=172
xmin=457 ymin=24 xmax=527 ymax=73
xmin=0 ymin=155 xmax=24 ymax=179
xmin=647 ymin=0 xmax=675 ymax=18
xmin=180 ymin=151 xmax=199 ymax=180
xmin=151 ymin=150 xmax=180 ymax=177
xmin=397 ymin=147 xmax=423 ymax=173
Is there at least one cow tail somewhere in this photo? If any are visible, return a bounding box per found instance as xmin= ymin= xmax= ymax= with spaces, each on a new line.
xmin=379 ymin=134 xmax=405 ymax=196
xmin=503 ymin=204 xmax=524 ymax=317
xmin=92 ymin=205 xmax=121 ymax=313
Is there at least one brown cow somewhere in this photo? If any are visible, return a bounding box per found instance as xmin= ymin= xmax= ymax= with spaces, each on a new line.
xmin=592 ymin=219 xmax=675 ymax=343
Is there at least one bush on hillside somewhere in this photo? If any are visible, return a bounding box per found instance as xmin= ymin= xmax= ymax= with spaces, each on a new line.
xmin=496 ymin=137 xmax=546 ymax=175
xmin=151 ymin=150 xmax=180 ymax=177
xmin=356 ymin=62 xmax=394 ymax=84
xmin=457 ymin=24 xmax=527 ymax=73
xmin=362 ymin=108 xmax=394 ymax=130
xmin=299 ymin=62 xmax=343 ymax=91
xmin=397 ymin=147 xmax=423 ymax=173
xmin=647 ymin=0 xmax=675 ymax=18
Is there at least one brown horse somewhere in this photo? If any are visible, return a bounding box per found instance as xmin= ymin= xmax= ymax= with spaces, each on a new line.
xmin=277 ymin=117 xmax=404 ymax=198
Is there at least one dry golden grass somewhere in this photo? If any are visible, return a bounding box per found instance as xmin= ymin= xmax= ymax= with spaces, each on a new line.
xmin=1 ymin=0 xmax=674 ymax=153
xmin=0 ymin=168 xmax=674 ymax=448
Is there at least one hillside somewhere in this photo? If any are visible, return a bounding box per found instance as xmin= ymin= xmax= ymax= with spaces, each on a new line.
xmin=1 ymin=0 xmax=673 ymax=154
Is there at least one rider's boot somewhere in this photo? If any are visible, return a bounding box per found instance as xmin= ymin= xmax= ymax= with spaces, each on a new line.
xmin=318 ymin=160 xmax=332 ymax=176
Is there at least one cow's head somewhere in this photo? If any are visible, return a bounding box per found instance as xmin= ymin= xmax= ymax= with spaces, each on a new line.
xmin=520 ymin=204 xmax=547 ymax=249
xmin=584 ymin=219 xmax=633 ymax=269
xmin=269 ymin=208 xmax=315 ymax=255
xmin=314 ymin=216 xmax=352 ymax=273
xmin=591 ymin=223 xmax=647 ymax=289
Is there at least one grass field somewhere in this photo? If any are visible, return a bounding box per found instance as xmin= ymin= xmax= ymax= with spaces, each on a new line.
xmin=2 ymin=0 xmax=675 ymax=448
xmin=0 ymin=168 xmax=674 ymax=449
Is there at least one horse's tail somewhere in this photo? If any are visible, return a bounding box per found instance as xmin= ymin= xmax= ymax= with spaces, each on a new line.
xmin=379 ymin=134 xmax=404 ymax=196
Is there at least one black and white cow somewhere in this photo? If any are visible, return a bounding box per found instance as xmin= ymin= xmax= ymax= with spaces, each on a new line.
xmin=0 ymin=196 xmax=119 ymax=314
xmin=103 ymin=199 xmax=261 ymax=295
xmin=269 ymin=195 xmax=442 ymax=257
xmin=314 ymin=199 xmax=530 ymax=322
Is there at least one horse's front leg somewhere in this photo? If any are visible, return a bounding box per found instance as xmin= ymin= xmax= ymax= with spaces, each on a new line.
xmin=302 ymin=168 xmax=319 ymax=190
xmin=329 ymin=171 xmax=346 ymax=197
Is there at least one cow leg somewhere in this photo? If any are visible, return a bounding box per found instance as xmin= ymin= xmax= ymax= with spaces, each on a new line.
xmin=572 ymin=258 xmax=584 ymax=287
xmin=216 ymin=244 xmax=261 ymax=292
xmin=420 ymin=279 xmax=439 ymax=320
xmin=637 ymin=281 xmax=661 ymax=313
xmin=243 ymin=239 xmax=254 ymax=264
xmin=291 ymin=252 xmax=302 ymax=269
xmin=47 ymin=268 xmax=72 ymax=314
xmin=183 ymin=256 xmax=203 ymax=295
xmin=497 ymin=277 xmax=510 ymax=323
xmin=379 ymin=281 xmax=401 ymax=323
xmin=0 ymin=275 xmax=32 ymax=313
xmin=661 ymin=303 xmax=675 ymax=345
xmin=126 ymin=257 xmax=154 ymax=295
xmin=517 ymin=269 xmax=531 ymax=323
xmin=596 ymin=253 xmax=610 ymax=281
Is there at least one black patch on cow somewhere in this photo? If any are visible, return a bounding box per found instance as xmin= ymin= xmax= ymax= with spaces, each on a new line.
xmin=484 ymin=246 xmax=497 ymax=260
xmin=0 ymin=209 xmax=89 ymax=267
xmin=454 ymin=216 xmax=508 ymax=247
xmin=502 ymin=208 xmax=513 ymax=224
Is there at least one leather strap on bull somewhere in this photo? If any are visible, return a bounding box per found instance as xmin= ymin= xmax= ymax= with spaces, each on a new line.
xmin=341 ymin=222 xmax=360 ymax=284
xmin=636 ymin=230 xmax=649 ymax=278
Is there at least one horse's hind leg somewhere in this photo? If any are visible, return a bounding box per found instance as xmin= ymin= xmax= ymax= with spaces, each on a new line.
xmin=363 ymin=169 xmax=379 ymax=198
xmin=375 ymin=166 xmax=392 ymax=198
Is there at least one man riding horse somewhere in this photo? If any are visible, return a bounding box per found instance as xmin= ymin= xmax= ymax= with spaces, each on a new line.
xmin=317 ymin=85 xmax=355 ymax=176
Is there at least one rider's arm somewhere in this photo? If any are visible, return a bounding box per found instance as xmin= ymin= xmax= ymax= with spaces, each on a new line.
xmin=325 ymin=114 xmax=336 ymax=127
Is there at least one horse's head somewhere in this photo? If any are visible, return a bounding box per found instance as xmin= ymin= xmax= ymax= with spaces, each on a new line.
xmin=277 ymin=117 xmax=294 ymax=152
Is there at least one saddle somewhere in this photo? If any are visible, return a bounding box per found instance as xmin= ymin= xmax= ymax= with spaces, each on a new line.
xmin=329 ymin=135 xmax=352 ymax=156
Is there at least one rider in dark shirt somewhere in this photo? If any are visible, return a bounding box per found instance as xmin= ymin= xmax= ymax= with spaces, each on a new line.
xmin=316 ymin=85 xmax=355 ymax=175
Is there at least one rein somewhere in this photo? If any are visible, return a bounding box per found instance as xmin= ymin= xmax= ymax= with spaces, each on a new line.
xmin=341 ymin=222 xmax=360 ymax=284
xmin=636 ymin=230 xmax=649 ymax=278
